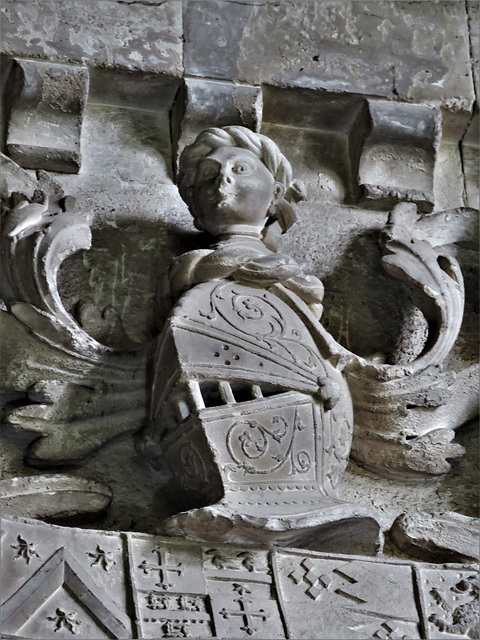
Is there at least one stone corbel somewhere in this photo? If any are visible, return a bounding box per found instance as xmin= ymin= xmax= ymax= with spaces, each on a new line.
xmin=261 ymin=85 xmax=370 ymax=204
xmin=461 ymin=105 xmax=479 ymax=209
xmin=5 ymin=58 xmax=89 ymax=174
xmin=171 ymin=77 xmax=263 ymax=172
xmin=358 ymin=100 xmax=439 ymax=213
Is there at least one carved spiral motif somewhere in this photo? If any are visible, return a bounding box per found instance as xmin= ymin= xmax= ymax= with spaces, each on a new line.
xmin=293 ymin=450 xmax=311 ymax=474
xmin=198 ymin=283 xmax=321 ymax=370
xmin=236 ymin=421 xmax=268 ymax=460
xmin=226 ymin=412 xmax=311 ymax=477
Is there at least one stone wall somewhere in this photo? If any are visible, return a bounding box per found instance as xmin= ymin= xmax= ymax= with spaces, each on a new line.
xmin=0 ymin=2 xmax=478 ymax=638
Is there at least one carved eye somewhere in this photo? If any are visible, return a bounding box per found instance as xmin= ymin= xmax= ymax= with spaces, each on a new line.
xmin=232 ymin=163 xmax=250 ymax=174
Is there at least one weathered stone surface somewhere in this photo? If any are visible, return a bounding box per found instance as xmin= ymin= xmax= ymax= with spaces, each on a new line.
xmin=0 ymin=475 xmax=112 ymax=522
xmin=390 ymin=511 xmax=480 ymax=563
xmin=358 ymin=101 xmax=438 ymax=212
xmin=0 ymin=0 xmax=183 ymax=75
xmin=6 ymin=59 xmax=89 ymax=173
xmin=184 ymin=0 xmax=253 ymax=81
xmin=1 ymin=517 xmax=132 ymax=639
xmin=89 ymin=67 xmax=181 ymax=112
xmin=141 ymin=125 xmax=384 ymax=549
xmin=433 ymin=108 xmax=472 ymax=211
xmin=467 ymin=1 xmax=479 ymax=98
xmin=420 ymin=564 xmax=479 ymax=640
xmin=0 ymin=153 xmax=38 ymax=201
xmin=236 ymin=1 xmax=475 ymax=107
xmin=343 ymin=202 xmax=472 ymax=477
xmin=276 ymin=549 xmax=423 ymax=639
xmin=262 ymin=86 xmax=369 ymax=204
xmin=3 ymin=117 xmax=475 ymax=547
xmin=462 ymin=107 xmax=480 ymax=210
xmin=0 ymin=168 xmax=147 ymax=466
xmin=1 ymin=516 xmax=478 ymax=639
xmin=45 ymin=95 xmax=186 ymax=346
xmin=0 ymin=2 xmax=478 ymax=619
xmin=172 ymin=78 xmax=262 ymax=166
xmin=1 ymin=0 xmax=475 ymax=113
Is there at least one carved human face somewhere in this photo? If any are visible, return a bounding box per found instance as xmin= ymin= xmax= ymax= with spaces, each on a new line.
xmin=191 ymin=147 xmax=282 ymax=236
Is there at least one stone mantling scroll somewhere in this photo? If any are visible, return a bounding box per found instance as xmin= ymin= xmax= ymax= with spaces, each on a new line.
xmin=0 ymin=158 xmax=147 ymax=466
xmin=348 ymin=202 xmax=475 ymax=477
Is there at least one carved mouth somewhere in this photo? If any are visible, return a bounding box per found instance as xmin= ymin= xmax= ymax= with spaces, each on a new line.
xmin=209 ymin=190 xmax=237 ymax=206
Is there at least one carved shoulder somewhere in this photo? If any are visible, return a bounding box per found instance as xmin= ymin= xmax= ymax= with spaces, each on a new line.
xmin=169 ymin=249 xmax=214 ymax=299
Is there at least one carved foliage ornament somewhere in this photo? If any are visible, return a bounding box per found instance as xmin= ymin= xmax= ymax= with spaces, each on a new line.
xmin=0 ymin=125 xmax=473 ymax=540
xmin=1 ymin=176 xmax=146 ymax=467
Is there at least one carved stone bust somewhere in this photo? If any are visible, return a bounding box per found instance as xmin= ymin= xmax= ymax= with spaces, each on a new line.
xmin=141 ymin=127 xmax=379 ymax=548
xmin=0 ymin=3 xmax=478 ymax=637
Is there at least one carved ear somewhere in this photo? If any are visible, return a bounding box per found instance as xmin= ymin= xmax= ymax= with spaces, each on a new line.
xmin=272 ymin=182 xmax=285 ymax=203
xmin=267 ymin=183 xmax=285 ymax=218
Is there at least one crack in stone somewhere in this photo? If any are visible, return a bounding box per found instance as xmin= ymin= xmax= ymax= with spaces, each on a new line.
xmin=115 ymin=0 xmax=168 ymax=6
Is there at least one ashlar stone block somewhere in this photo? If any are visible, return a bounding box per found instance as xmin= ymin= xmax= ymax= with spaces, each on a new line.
xmin=235 ymin=1 xmax=475 ymax=108
xmin=6 ymin=59 xmax=89 ymax=173
xmin=358 ymin=100 xmax=438 ymax=213
xmin=262 ymin=85 xmax=369 ymax=204
xmin=0 ymin=0 xmax=183 ymax=75
xmin=183 ymin=0 xmax=253 ymax=81
xmin=467 ymin=1 xmax=479 ymax=98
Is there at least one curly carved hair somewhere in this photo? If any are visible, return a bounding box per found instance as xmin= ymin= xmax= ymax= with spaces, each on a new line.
xmin=178 ymin=126 xmax=306 ymax=232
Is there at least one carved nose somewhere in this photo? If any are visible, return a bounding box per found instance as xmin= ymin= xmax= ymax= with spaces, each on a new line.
xmin=217 ymin=172 xmax=233 ymax=187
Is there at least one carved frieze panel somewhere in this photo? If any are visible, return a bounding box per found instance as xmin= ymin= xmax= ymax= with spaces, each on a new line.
xmin=1 ymin=519 xmax=130 ymax=639
xmin=128 ymin=533 xmax=207 ymax=639
xmin=1 ymin=517 xmax=478 ymax=640
xmin=419 ymin=566 xmax=479 ymax=640
xmin=275 ymin=550 xmax=423 ymax=639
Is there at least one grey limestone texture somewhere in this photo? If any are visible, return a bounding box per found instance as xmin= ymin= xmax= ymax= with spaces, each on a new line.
xmin=6 ymin=59 xmax=89 ymax=173
xmin=1 ymin=0 xmax=183 ymax=75
xmin=1 ymin=516 xmax=479 ymax=639
xmin=0 ymin=1 xmax=479 ymax=639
